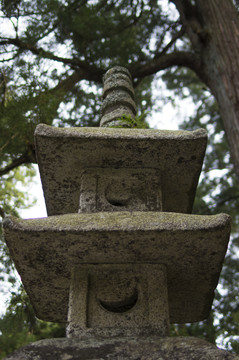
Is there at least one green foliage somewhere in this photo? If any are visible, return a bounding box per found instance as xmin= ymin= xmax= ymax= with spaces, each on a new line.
xmin=0 ymin=0 xmax=178 ymax=131
xmin=0 ymin=286 xmax=65 ymax=359
xmin=0 ymin=165 xmax=36 ymax=287
xmin=54 ymin=0 xmax=163 ymax=66
xmin=0 ymin=166 xmax=36 ymax=215
xmin=114 ymin=111 xmax=150 ymax=128
xmin=171 ymin=312 xmax=217 ymax=345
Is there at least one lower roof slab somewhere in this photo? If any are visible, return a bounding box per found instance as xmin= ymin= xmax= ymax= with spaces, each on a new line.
xmin=3 ymin=211 xmax=230 ymax=324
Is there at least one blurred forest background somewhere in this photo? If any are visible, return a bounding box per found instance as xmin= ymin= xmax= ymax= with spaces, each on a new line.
xmin=0 ymin=0 xmax=239 ymax=358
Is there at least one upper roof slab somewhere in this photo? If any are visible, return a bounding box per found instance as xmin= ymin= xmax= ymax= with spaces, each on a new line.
xmin=35 ymin=124 xmax=207 ymax=216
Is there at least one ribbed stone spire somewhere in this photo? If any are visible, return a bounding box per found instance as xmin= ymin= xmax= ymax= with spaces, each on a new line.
xmin=100 ymin=66 xmax=137 ymax=127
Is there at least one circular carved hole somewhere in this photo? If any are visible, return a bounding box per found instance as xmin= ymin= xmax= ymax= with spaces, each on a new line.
xmin=107 ymin=200 xmax=128 ymax=207
xmin=98 ymin=288 xmax=138 ymax=313
xmin=105 ymin=182 xmax=130 ymax=208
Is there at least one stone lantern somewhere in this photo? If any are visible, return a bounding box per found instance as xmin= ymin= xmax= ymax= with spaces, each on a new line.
xmin=3 ymin=67 xmax=237 ymax=359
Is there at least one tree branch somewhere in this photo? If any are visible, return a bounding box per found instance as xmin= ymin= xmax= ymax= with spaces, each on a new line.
xmin=0 ymin=206 xmax=5 ymax=219
xmin=170 ymin=0 xmax=195 ymax=17
xmin=0 ymin=37 xmax=104 ymax=81
xmin=131 ymin=51 xmax=202 ymax=80
xmin=0 ymin=151 xmax=35 ymax=177
xmin=0 ymin=70 xmax=94 ymax=178
xmin=48 ymin=70 xmax=91 ymax=95
xmin=158 ymin=26 xmax=185 ymax=57
xmin=170 ymin=0 xmax=205 ymax=51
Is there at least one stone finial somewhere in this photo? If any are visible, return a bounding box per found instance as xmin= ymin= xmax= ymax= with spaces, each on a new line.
xmin=100 ymin=66 xmax=137 ymax=127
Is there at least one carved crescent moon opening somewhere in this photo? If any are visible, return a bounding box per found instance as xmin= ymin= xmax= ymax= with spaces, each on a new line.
xmin=98 ymin=288 xmax=138 ymax=313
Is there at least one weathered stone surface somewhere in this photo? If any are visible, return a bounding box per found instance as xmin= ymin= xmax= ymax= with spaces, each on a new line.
xmin=103 ymin=78 xmax=135 ymax=99
xmin=67 ymin=264 xmax=169 ymax=338
xmin=100 ymin=107 xmax=136 ymax=127
xmin=5 ymin=336 xmax=239 ymax=359
xmin=101 ymin=89 xmax=137 ymax=117
xmin=103 ymin=66 xmax=132 ymax=84
xmin=100 ymin=66 xmax=136 ymax=127
xmin=3 ymin=212 xmax=230 ymax=324
xmin=79 ymin=168 xmax=162 ymax=212
xmin=34 ymin=124 xmax=207 ymax=216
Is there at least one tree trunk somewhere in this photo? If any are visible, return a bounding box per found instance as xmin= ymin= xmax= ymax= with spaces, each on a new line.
xmin=173 ymin=0 xmax=239 ymax=181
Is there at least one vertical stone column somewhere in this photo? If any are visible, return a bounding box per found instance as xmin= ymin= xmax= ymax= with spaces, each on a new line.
xmin=70 ymin=67 xmax=167 ymax=338
xmin=100 ymin=66 xmax=137 ymax=127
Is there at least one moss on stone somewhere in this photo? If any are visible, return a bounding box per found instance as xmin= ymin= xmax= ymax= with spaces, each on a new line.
xmin=4 ymin=212 xmax=231 ymax=233
xmin=35 ymin=123 xmax=207 ymax=140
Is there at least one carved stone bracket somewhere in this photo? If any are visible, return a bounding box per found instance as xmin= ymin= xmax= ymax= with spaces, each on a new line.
xmin=67 ymin=264 xmax=169 ymax=338
xmin=79 ymin=168 xmax=162 ymax=213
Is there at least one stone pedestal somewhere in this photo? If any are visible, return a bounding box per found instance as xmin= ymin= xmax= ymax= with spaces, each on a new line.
xmin=5 ymin=337 xmax=239 ymax=360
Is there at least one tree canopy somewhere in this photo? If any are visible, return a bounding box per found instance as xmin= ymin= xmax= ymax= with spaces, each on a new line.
xmin=0 ymin=0 xmax=239 ymax=357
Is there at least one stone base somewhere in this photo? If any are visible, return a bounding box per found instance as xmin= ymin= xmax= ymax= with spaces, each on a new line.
xmin=5 ymin=336 xmax=238 ymax=360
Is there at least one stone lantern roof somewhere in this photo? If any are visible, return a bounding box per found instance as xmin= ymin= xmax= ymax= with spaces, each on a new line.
xmin=4 ymin=212 xmax=230 ymax=327
xmin=34 ymin=124 xmax=207 ymax=216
